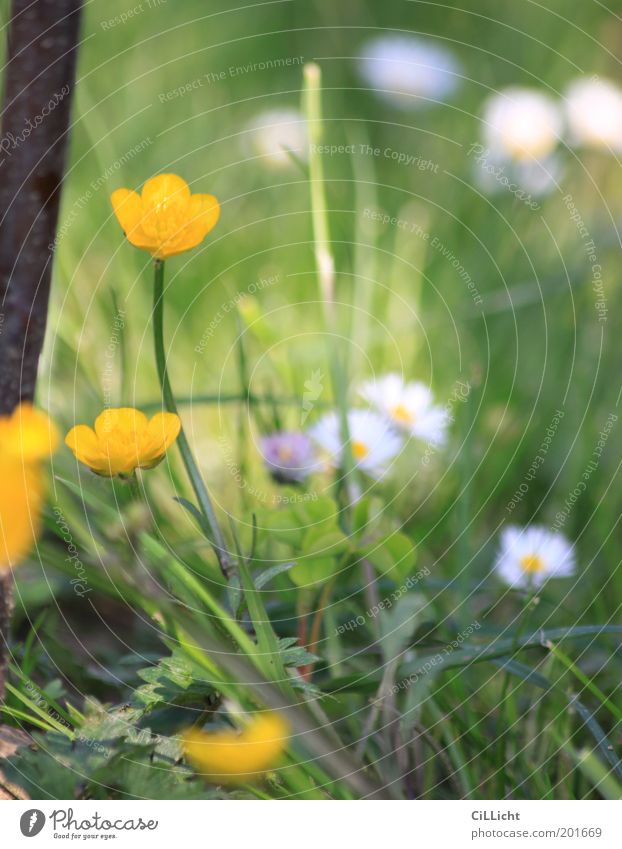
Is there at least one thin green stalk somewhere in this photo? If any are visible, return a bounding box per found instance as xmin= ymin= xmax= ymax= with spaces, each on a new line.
xmin=152 ymin=259 xmax=233 ymax=580
xmin=141 ymin=392 xmax=330 ymax=412
xmin=111 ymin=288 xmax=128 ymax=405
xmin=4 ymin=682 xmax=73 ymax=737
xmin=547 ymin=641 xmax=622 ymax=725
xmin=234 ymin=309 xmax=251 ymax=508
xmin=124 ymin=472 xmax=141 ymax=503
xmin=494 ymin=591 xmax=539 ymax=795
xmin=304 ymin=63 xmax=333 ymax=311
xmin=303 ymin=62 xmax=357 ymax=513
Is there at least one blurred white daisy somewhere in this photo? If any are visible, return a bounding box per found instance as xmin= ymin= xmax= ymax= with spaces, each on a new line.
xmin=309 ymin=409 xmax=403 ymax=479
xmin=494 ymin=525 xmax=576 ymax=589
xmin=357 ymin=35 xmax=462 ymax=109
xmin=359 ymin=373 xmax=449 ymax=446
xmin=482 ymin=87 xmax=562 ymax=161
xmin=472 ymin=147 xmax=563 ymax=199
xmin=564 ymin=77 xmax=622 ymax=152
xmin=243 ymin=108 xmax=308 ymax=168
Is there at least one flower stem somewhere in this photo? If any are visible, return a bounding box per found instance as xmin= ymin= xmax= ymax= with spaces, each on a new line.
xmin=152 ymin=259 xmax=233 ymax=580
xmin=303 ymin=63 xmax=358 ymax=512
xmin=301 ymin=577 xmax=336 ymax=680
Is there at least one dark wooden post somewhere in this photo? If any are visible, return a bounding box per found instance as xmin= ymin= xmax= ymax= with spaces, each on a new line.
xmin=0 ymin=0 xmax=82 ymax=700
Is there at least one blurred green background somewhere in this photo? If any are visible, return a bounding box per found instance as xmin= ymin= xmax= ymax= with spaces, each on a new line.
xmin=42 ymin=0 xmax=622 ymax=600
xmin=3 ymin=0 xmax=622 ymax=801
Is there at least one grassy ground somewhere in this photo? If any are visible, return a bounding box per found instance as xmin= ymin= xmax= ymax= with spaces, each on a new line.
xmin=2 ymin=0 xmax=622 ymax=799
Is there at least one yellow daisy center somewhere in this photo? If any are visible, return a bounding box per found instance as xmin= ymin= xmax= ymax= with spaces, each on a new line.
xmin=351 ymin=440 xmax=369 ymax=460
xmin=390 ymin=403 xmax=415 ymax=425
xmin=519 ymin=554 xmax=545 ymax=574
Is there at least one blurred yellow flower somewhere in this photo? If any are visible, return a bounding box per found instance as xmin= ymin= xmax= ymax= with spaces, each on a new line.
xmin=65 ymin=408 xmax=181 ymax=477
xmin=111 ymin=173 xmax=220 ymax=259
xmin=0 ymin=404 xmax=59 ymax=571
xmin=183 ymin=713 xmax=290 ymax=784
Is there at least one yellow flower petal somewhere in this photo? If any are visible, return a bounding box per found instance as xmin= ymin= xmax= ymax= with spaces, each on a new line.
xmin=141 ymin=173 xmax=191 ymax=210
xmin=0 ymin=404 xmax=57 ymax=570
xmin=65 ymin=425 xmax=108 ymax=473
xmin=139 ymin=412 xmax=181 ymax=467
xmin=111 ymin=174 xmax=219 ymax=259
xmin=110 ymin=188 xmax=141 ymax=231
xmin=0 ymin=461 xmax=43 ymax=571
xmin=66 ymin=408 xmax=179 ymax=477
xmin=183 ymin=193 xmax=221 ymax=244
xmin=3 ymin=403 xmax=59 ymax=461
xmin=94 ymin=407 xmax=148 ymax=441
xmin=183 ymin=714 xmax=289 ymax=785
xmin=110 ymin=189 xmax=157 ymax=252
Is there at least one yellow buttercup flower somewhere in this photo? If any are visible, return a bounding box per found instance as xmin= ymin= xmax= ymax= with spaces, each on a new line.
xmin=65 ymin=408 xmax=181 ymax=477
xmin=182 ymin=713 xmax=290 ymax=784
xmin=0 ymin=404 xmax=59 ymax=571
xmin=111 ymin=173 xmax=220 ymax=259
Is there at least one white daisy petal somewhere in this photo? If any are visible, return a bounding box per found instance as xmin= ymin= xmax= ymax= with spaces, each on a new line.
xmin=308 ymin=409 xmax=403 ymax=480
xmin=482 ymin=88 xmax=562 ymax=161
xmin=243 ymin=108 xmax=308 ymax=168
xmin=357 ymin=35 xmax=462 ymax=109
xmin=359 ymin=373 xmax=449 ymax=445
xmin=564 ymin=77 xmax=622 ymax=152
xmin=494 ymin=525 xmax=576 ymax=589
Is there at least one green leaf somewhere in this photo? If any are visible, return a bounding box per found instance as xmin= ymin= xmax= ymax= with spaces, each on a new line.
xmin=133 ymin=650 xmax=217 ymax=713
xmin=174 ymin=496 xmax=215 ymax=545
xmin=363 ymin=532 xmax=417 ymax=584
xmin=561 ymin=742 xmax=622 ymax=800
xmin=303 ymin=527 xmax=350 ymax=559
xmin=399 ymin=625 xmax=622 ymax=680
xmin=296 ymin=496 xmax=340 ymax=526
xmin=496 ymin=658 xmax=622 ymax=783
xmin=254 ymin=561 xmax=296 ymax=589
xmin=91 ymin=749 xmax=222 ymax=800
xmin=278 ymin=637 xmax=319 ymax=668
xmin=325 ymin=625 xmax=622 ymax=695
xmin=289 ymin=556 xmax=340 ymax=587
xmin=351 ymin=496 xmax=370 ymax=539
xmin=3 ymin=732 xmax=109 ymax=799
xmin=236 ymin=552 xmax=292 ymax=688
xmin=378 ymin=593 xmax=428 ymax=661
xmin=261 ymin=507 xmax=305 ymax=548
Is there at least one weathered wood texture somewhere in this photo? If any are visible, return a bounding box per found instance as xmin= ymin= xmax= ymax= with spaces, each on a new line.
xmin=0 ymin=0 xmax=82 ymax=701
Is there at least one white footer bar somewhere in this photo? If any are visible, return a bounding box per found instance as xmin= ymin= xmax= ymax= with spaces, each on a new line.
xmin=0 ymin=799 xmax=619 ymax=847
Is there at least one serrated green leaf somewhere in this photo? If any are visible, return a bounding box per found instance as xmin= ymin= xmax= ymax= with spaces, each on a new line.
xmin=132 ymin=651 xmax=217 ymax=712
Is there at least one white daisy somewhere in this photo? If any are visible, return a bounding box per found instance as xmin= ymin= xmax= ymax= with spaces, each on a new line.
xmin=308 ymin=409 xmax=403 ymax=480
xmin=564 ymin=77 xmax=622 ymax=152
xmin=482 ymin=88 xmax=562 ymax=161
xmin=243 ymin=108 xmax=308 ymax=168
xmin=472 ymin=147 xmax=562 ymax=199
xmin=357 ymin=35 xmax=462 ymax=109
xmin=494 ymin=525 xmax=576 ymax=590
xmin=359 ymin=373 xmax=449 ymax=446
